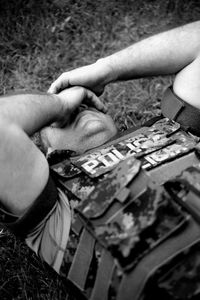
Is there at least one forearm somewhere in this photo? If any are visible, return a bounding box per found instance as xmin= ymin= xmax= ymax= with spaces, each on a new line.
xmin=97 ymin=21 xmax=200 ymax=83
xmin=0 ymin=92 xmax=63 ymax=215
xmin=0 ymin=92 xmax=62 ymax=135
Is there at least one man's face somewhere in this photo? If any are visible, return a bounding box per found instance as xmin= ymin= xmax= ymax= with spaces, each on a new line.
xmin=40 ymin=108 xmax=117 ymax=154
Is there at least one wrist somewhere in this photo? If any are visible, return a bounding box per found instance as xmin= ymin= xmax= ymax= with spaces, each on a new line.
xmin=95 ymin=57 xmax=118 ymax=85
xmin=49 ymin=93 xmax=65 ymax=123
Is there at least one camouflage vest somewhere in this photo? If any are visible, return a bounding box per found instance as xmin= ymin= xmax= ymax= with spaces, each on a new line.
xmin=49 ymin=117 xmax=200 ymax=300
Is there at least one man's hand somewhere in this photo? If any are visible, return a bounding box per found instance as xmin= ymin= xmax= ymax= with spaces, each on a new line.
xmin=55 ymin=86 xmax=107 ymax=127
xmin=48 ymin=60 xmax=112 ymax=96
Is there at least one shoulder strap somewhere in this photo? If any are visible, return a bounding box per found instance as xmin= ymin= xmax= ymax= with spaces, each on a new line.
xmin=161 ymin=86 xmax=200 ymax=136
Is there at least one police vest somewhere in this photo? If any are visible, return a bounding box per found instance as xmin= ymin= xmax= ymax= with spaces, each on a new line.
xmin=49 ymin=116 xmax=200 ymax=300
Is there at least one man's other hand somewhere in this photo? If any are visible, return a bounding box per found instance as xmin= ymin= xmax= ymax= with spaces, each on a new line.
xmin=48 ymin=60 xmax=111 ymax=96
xmin=54 ymin=86 xmax=107 ymax=127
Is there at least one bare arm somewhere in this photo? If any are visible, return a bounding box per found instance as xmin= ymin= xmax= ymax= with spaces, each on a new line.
xmin=0 ymin=92 xmax=62 ymax=135
xmin=0 ymin=120 xmax=49 ymax=215
xmin=102 ymin=21 xmax=200 ymax=82
xmin=0 ymin=87 xmax=105 ymax=215
xmin=0 ymin=88 xmax=106 ymax=135
xmin=49 ymin=21 xmax=200 ymax=96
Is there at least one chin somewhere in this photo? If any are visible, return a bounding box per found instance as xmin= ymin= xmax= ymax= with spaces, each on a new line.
xmin=82 ymin=118 xmax=117 ymax=136
xmin=82 ymin=120 xmax=106 ymax=134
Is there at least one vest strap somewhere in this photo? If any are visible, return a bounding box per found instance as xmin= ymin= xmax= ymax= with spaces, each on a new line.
xmin=161 ymin=86 xmax=200 ymax=136
xmin=90 ymin=250 xmax=115 ymax=300
xmin=68 ymin=228 xmax=95 ymax=291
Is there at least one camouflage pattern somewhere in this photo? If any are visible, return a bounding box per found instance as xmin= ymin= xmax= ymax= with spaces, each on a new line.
xmin=141 ymin=131 xmax=196 ymax=170
xmin=49 ymin=117 xmax=200 ymax=300
xmin=170 ymin=165 xmax=200 ymax=194
xmin=144 ymin=165 xmax=200 ymax=300
xmin=153 ymin=240 xmax=200 ymax=300
xmin=59 ymin=173 xmax=96 ymax=201
xmin=94 ymin=182 xmax=187 ymax=271
xmin=48 ymin=150 xmax=81 ymax=178
xmin=76 ymin=157 xmax=141 ymax=219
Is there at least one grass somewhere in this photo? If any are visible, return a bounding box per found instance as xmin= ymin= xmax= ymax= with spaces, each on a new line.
xmin=0 ymin=0 xmax=200 ymax=299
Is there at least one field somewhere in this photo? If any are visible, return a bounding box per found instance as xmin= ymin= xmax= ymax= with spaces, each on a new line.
xmin=0 ymin=0 xmax=200 ymax=299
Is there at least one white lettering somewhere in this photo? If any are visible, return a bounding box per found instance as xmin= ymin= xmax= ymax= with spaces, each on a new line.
xmin=126 ymin=143 xmax=137 ymax=151
xmin=144 ymin=156 xmax=157 ymax=165
xmin=98 ymin=152 xmax=120 ymax=167
xmin=142 ymin=162 xmax=152 ymax=169
xmin=112 ymin=149 xmax=125 ymax=160
xmin=82 ymin=159 xmax=99 ymax=174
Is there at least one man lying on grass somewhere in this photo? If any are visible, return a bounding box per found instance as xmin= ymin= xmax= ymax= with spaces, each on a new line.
xmin=0 ymin=20 xmax=200 ymax=280
xmin=0 ymin=86 xmax=117 ymax=272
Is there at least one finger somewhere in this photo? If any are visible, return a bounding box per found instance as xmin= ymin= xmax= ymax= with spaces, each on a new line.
xmin=48 ymin=73 xmax=70 ymax=94
xmin=48 ymin=82 xmax=59 ymax=94
xmin=84 ymin=89 xmax=108 ymax=113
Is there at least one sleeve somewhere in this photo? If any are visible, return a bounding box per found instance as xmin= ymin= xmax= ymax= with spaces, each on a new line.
xmin=0 ymin=171 xmax=71 ymax=274
xmin=26 ymin=188 xmax=71 ymax=273
xmin=0 ymin=172 xmax=58 ymax=238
